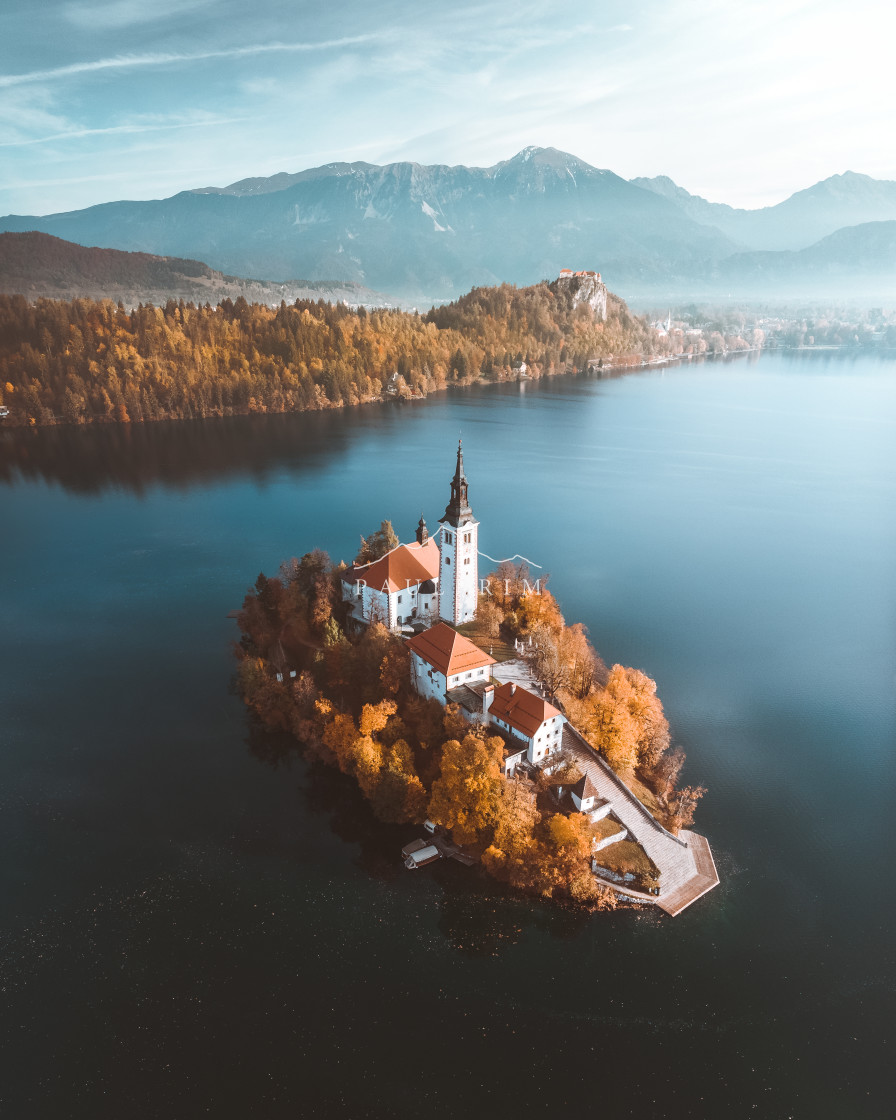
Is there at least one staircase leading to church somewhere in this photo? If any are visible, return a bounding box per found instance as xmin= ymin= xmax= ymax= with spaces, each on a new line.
xmin=560 ymin=725 xmax=719 ymax=915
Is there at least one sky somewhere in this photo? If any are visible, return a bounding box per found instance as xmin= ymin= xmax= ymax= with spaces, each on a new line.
xmin=1 ymin=0 xmax=893 ymax=216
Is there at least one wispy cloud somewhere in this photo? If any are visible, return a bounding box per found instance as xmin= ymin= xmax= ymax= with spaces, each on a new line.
xmin=0 ymin=115 xmax=250 ymax=148
xmin=0 ymin=34 xmax=387 ymax=88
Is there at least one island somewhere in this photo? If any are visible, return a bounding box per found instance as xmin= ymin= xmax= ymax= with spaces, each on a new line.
xmin=235 ymin=442 xmax=719 ymax=914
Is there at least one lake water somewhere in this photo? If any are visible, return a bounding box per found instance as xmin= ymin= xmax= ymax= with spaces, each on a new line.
xmin=1 ymin=351 xmax=894 ymax=1118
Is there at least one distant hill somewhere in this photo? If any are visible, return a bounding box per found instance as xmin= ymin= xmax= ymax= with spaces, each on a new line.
xmin=711 ymin=221 xmax=896 ymax=295
xmin=632 ymin=171 xmax=896 ymax=251
xmin=0 ymin=232 xmax=393 ymax=308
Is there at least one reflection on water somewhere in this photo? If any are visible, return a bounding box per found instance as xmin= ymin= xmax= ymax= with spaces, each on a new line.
xmin=0 ymin=409 xmax=365 ymax=494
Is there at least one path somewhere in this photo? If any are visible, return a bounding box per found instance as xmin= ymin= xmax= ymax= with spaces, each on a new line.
xmin=561 ymin=725 xmax=719 ymax=916
xmin=494 ymin=659 xmax=719 ymax=915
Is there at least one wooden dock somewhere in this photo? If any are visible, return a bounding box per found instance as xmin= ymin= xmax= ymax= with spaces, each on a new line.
xmin=432 ymin=835 xmax=478 ymax=866
xmin=655 ymin=832 xmax=720 ymax=916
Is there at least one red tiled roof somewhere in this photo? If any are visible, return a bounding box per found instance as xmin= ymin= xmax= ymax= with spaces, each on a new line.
xmin=342 ymin=538 xmax=440 ymax=594
xmin=489 ymin=682 xmax=561 ymax=739
xmin=406 ymin=623 xmax=495 ymax=678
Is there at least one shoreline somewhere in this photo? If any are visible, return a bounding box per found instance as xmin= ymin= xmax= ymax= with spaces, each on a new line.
xmin=1 ymin=339 xmax=886 ymax=432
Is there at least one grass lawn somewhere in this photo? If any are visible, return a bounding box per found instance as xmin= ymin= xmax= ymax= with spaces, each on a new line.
xmin=592 ymin=839 xmax=660 ymax=892
xmin=591 ymin=816 xmax=625 ymax=843
xmin=626 ymin=772 xmax=667 ymax=822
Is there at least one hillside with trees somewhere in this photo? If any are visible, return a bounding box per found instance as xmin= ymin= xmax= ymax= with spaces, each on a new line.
xmin=0 ymin=232 xmax=388 ymax=309
xmin=235 ymin=552 xmax=702 ymax=908
xmin=0 ymin=278 xmax=654 ymax=426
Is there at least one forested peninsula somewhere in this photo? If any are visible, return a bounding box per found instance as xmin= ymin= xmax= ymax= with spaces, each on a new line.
xmin=0 ymin=278 xmax=654 ymax=426
xmin=236 ymin=547 xmax=705 ymax=910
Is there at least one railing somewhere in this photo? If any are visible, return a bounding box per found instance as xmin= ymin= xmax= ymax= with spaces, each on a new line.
xmin=564 ymin=724 xmax=689 ymax=848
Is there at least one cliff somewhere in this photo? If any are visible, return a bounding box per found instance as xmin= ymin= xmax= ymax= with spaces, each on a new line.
xmin=550 ymin=270 xmax=608 ymax=320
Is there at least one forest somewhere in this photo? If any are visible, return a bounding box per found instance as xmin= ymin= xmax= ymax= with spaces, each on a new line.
xmin=236 ymin=545 xmax=703 ymax=909
xmin=0 ymin=280 xmax=655 ymax=426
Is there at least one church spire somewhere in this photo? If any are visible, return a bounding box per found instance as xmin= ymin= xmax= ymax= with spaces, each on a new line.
xmin=440 ymin=439 xmax=473 ymax=526
xmin=415 ymin=513 xmax=428 ymax=545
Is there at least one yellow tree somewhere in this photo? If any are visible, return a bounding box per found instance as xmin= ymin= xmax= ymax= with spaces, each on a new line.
xmin=428 ymin=732 xmax=506 ymax=846
xmin=492 ymin=777 xmax=538 ymax=855
xmin=587 ymin=671 xmax=641 ymax=774
xmin=317 ymin=701 xmax=359 ymax=773
xmin=371 ymin=738 xmax=428 ymax=823
xmin=359 ymin=700 xmax=397 ymax=737
xmin=622 ymin=667 xmax=670 ymax=770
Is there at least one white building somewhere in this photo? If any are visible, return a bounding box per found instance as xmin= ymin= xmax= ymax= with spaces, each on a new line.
xmin=438 ymin=441 xmax=479 ymax=626
xmin=482 ymin=681 xmax=567 ymax=774
xmin=405 ymin=622 xmax=496 ymax=704
xmin=341 ymin=521 xmax=440 ymax=630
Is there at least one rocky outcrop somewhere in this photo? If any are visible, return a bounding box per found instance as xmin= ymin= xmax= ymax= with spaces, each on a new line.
xmin=550 ymin=270 xmax=608 ymax=320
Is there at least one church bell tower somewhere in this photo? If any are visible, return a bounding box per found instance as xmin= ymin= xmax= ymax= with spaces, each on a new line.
xmin=438 ymin=440 xmax=479 ymax=625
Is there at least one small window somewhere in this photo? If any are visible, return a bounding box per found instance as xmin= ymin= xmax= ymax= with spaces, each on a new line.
xmin=445 ymin=556 xmax=451 ymax=565
xmin=464 ymin=558 xmax=470 ymax=566
xmin=397 ymin=595 xmax=402 ymax=603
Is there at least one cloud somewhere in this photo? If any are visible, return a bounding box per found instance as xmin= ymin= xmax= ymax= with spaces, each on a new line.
xmin=0 ymin=115 xmax=250 ymax=149
xmin=0 ymin=34 xmax=388 ymax=88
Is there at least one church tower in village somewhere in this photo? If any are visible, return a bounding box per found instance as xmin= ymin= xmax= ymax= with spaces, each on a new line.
xmin=438 ymin=441 xmax=479 ymax=625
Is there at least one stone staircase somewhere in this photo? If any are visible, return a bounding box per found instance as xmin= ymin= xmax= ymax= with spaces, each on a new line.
xmin=561 ymin=726 xmax=719 ymax=916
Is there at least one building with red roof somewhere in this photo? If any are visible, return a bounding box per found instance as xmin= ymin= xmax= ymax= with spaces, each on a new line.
xmin=341 ymin=519 xmax=440 ymax=630
xmin=483 ymin=680 xmax=566 ymax=773
xmin=406 ymin=622 xmax=495 ymax=704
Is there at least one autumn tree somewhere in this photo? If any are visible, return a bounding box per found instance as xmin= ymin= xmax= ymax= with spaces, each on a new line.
xmin=370 ymin=738 xmax=428 ymax=823
xmin=563 ymin=623 xmax=603 ymax=699
xmin=663 ymin=785 xmax=706 ymax=835
xmin=355 ymin=520 xmax=399 ymax=564
xmin=477 ymin=595 xmax=503 ymax=639
xmin=588 ymin=682 xmax=641 ymax=773
xmin=492 ymin=776 xmax=538 ymax=855
xmin=428 ymin=731 xmax=506 ymax=846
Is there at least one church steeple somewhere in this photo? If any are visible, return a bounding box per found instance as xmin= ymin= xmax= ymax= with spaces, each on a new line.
xmin=415 ymin=514 xmax=429 ymax=545
xmin=440 ymin=439 xmax=474 ymax=526
xmin=437 ymin=440 xmax=479 ymax=626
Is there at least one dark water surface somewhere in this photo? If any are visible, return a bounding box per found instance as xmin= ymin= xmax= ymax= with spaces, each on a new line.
xmin=1 ymin=352 xmax=894 ymax=1118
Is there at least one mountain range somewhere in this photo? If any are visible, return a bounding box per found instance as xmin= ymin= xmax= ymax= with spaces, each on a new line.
xmin=2 ymin=148 xmax=894 ymax=303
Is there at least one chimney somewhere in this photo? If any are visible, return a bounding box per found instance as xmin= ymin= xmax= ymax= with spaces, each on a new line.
xmin=483 ymin=684 xmax=494 ymax=718
xmin=510 ymin=682 xmax=516 ymax=696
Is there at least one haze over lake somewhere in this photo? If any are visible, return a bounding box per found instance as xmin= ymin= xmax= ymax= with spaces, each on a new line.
xmin=1 ymin=350 xmax=893 ymax=1118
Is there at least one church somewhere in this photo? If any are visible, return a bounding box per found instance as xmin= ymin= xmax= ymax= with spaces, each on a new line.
xmin=341 ymin=441 xmax=480 ymax=630
xmin=339 ymin=440 xmax=570 ymax=775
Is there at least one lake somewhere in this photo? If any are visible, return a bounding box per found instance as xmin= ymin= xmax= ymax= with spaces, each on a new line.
xmin=1 ymin=350 xmax=894 ymax=1118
